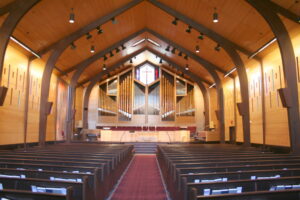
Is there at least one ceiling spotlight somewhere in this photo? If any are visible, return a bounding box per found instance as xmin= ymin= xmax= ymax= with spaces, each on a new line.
xmin=159 ymin=58 xmax=163 ymax=64
xmin=172 ymin=17 xmax=178 ymax=25
xmin=215 ymin=44 xmax=221 ymax=51
xmin=198 ymin=33 xmax=204 ymax=40
xmin=185 ymin=64 xmax=189 ymax=71
xmin=96 ymin=26 xmax=103 ymax=34
xmin=115 ymin=47 xmax=120 ymax=53
xmin=195 ymin=45 xmax=200 ymax=53
xmin=171 ymin=47 xmax=176 ymax=54
xmin=121 ymin=44 xmax=126 ymax=50
xmin=103 ymin=64 xmax=107 ymax=71
xmin=111 ymin=17 xmax=118 ymax=24
xmin=213 ymin=8 xmax=219 ymax=23
xmin=178 ymin=51 xmax=182 ymax=56
xmin=90 ymin=45 xmax=95 ymax=53
xmin=165 ymin=45 xmax=170 ymax=51
xmin=86 ymin=32 xmax=92 ymax=40
xmin=69 ymin=8 xmax=75 ymax=24
xmin=110 ymin=51 xmax=114 ymax=57
xmin=129 ymin=59 xmax=133 ymax=64
xmin=184 ymin=55 xmax=188 ymax=60
xmin=186 ymin=26 xmax=192 ymax=33
xmin=103 ymin=55 xmax=108 ymax=61
xmin=70 ymin=42 xmax=76 ymax=50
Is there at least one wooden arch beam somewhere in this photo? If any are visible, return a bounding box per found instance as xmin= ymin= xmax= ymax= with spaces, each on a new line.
xmin=148 ymin=0 xmax=253 ymax=58
xmin=38 ymin=0 xmax=143 ymax=146
xmin=247 ymin=0 xmax=300 ymax=153
xmin=264 ymin=0 xmax=300 ymax=24
xmin=82 ymin=49 xmax=210 ymax=132
xmin=0 ymin=0 xmax=40 ymax=84
xmin=146 ymin=1 xmax=251 ymax=145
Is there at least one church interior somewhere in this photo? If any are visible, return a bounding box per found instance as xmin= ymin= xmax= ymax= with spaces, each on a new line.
xmin=0 ymin=0 xmax=300 ymax=199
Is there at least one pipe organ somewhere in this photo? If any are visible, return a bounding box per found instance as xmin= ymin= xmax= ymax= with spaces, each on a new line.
xmin=98 ymin=63 xmax=195 ymax=125
xmin=118 ymin=71 xmax=132 ymax=121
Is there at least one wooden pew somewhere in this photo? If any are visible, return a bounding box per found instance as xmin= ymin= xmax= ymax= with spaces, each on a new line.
xmin=0 ymin=176 xmax=93 ymax=200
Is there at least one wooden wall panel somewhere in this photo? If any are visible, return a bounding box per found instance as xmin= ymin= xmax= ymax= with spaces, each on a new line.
xmin=88 ymin=85 xmax=99 ymax=129
xmin=234 ymin=77 xmax=243 ymax=142
xmin=222 ymin=78 xmax=235 ymax=141
xmin=0 ymin=44 xmax=60 ymax=145
xmin=194 ymin=84 xmax=205 ymax=132
xmin=0 ymin=45 xmax=27 ymax=145
xmin=262 ymin=47 xmax=290 ymax=147
xmin=246 ymin=60 xmax=263 ymax=144
xmin=46 ymin=74 xmax=57 ymax=141
xmin=208 ymin=88 xmax=219 ymax=136
xmin=75 ymin=87 xmax=84 ymax=126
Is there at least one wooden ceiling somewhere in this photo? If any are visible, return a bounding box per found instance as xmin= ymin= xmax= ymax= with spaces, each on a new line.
xmin=1 ymin=0 xmax=299 ymax=86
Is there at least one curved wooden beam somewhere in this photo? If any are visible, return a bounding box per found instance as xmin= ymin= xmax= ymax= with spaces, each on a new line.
xmin=0 ymin=0 xmax=40 ymax=84
xmin=146 ymin=2 xmax=251 ymax=145
xmin=247 ymin=0 xmax=300 ymax=153
xmin=82 ymin=50 xmax=210 ymax=132
xmin=38 ymin=0 xmax=143 ymax=146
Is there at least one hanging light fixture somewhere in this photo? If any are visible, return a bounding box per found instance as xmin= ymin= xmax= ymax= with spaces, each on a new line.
xmin=110 ymin=51 xmax=114 ymax=57
xmin=70 ymin=42 xmax=76 ymax=50
xmin=69 ymin=8 xmax=75 ymax=24
xmin=195 ymin=45 xmax=200 ymax=53
xmin=115 ymin=47 xmax=120 ymax=53
xmin=129 ymin=58 xmax=133 ymax=64
xmin=185 ymin=64 xmax=189 ymax=71
xmin=213 ymin=8 xmax=219 ymax=23
xmin=165 ymin=45 xmax=170 ymax=51
xmin=184 ymin=55 xmax=188 ymax=60
xmin=215 ymin=44 xmax=221 ymax=51
xmin=172 ymin=17 xmax=178 ymax=25
xmin=121 ymin=44 xmax=126 ymax=50
xmin=111 ymin=17 xmax=118 ymax=24
xmin=103 ymin=55 xmax=108 ymax=61
xmin=86 ymin=32 xmax=92 ymax=40
xmin=90 ymin=45 xmax=95 ymax=53
xmin=171 ymin=47 xmax=176 ymax=54
xmin=178 ymin=51 xmax=182 ymax=56
xmin=159 ymin=58 xmax=163 ymax=64
xmin=198 ymin=33 xmax=204 ymax=40
xmin=96 ymin=26 xmax=103 ymax=34
xmin=103 ymin=64 xmax=107 ymax=71
xmin=186 ymin=25 xmax=192 ymax=33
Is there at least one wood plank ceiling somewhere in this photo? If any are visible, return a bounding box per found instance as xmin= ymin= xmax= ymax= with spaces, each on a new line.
xmin=1 ymin=0 xmax=300 ymax=86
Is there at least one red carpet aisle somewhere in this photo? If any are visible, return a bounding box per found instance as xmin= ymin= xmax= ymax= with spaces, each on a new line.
xmin=111 ymin=155 xmax=168 ymax=200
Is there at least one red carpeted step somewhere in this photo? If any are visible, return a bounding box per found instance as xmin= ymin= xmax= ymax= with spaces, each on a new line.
xmin=111 ymin=155 xmax=167 ymax=200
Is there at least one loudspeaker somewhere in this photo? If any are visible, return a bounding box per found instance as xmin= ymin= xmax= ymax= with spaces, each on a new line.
xmin=237 ymin=102 xmax=245 ymax=116
xmin=84 ymin=107 xmax=88 ymax=111
xmin=215 ymin=110 xmax=219 ymax=120
xmin=0 ymin=86 xmax=8 ymax=106
xmin=45 ymin=101 xmax=53 ymax=115
xmin=278 ymin=88 xmax=291 ymax=108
